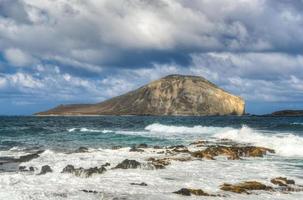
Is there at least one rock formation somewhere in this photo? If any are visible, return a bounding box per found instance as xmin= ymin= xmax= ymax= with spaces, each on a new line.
xmin=36 ymin=74 xmax=245 ymax=116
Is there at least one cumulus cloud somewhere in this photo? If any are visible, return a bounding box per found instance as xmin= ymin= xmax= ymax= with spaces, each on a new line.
xmin=0 ymin=0 xmax=303 ymax=114
xmin=4 ymin=48 xmax=35 ymax=67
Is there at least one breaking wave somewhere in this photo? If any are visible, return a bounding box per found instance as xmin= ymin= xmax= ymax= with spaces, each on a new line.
xmin=145 ymin=123 xmax=231 ymax=134
xmin=214 ymin=126 xmax=303 ymax=157
xmin=67 ymin=128 xmax=112 ymax=133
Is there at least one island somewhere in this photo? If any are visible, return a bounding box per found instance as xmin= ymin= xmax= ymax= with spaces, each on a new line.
xmin=36 ymin=74 xmax=245 ymax=116
xmin=267 ymin=110 xmax=303 ymax=117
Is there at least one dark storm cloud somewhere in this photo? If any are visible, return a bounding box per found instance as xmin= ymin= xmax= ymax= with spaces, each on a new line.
xmin=0 ymin=0 xmax=30 ymax=23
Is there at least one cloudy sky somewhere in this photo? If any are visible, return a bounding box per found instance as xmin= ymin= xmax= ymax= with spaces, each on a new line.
xmin=0 ymin=0 xmax=303 ymax=115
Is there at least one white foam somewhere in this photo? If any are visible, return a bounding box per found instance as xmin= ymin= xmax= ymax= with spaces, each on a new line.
xmin=67 ymin=128 xmax=113 ymax=133
xmin=1 ymin=147 xmax=301 ymax=200
xmin=215 ymin=126 xmax=303 ymax=157
xmin=291 ymin=122 xmax=303 ymax=125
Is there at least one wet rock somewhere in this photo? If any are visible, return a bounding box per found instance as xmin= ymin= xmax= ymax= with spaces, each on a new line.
xmin=130 ymin=182 xmax=148 ymax=186
xmin=19 ymin=166 xmax=35 ymax=172
xmin=74 ymin=147 xmax=89 ymax=153
xmin=147 ymin=158 xmax=171 ymax=169
xmin=62 ymin=164 xmax=107 ymax=177
xmin=153 ymin=145 xmax=162 ymax=149
xmin=114 ymin=159 xmax=141 ymax=169
xmin=19 ymin=166 xmax=26 ymax=171
xmin=102 ymin=162 xmax=110 ymax=167
xmin=220 ymin=181 xmax=272 ymax=194
xmin=171 ymin=146 xmax=189 ymax=153
xmin=190 ymin=140 xmax=208 ymax=146
xmin=38 ymin=165 xmax=52 ymax=175
xmin=191 ymin=146 xmax=275 ymax=160
xmin=129 ymin=146 xmax=144 ymax=152
xmin=271 ymin=177 xmax=295 ymax=186
xmin=137 ymin=144 xmax=148 ymax=148
xmin=16 ymin=150 xmax=44 ymax=163
xmin=173 ymin=188 xmax=214 ymax=196
xmin=81 ymin=189 xmax=99 ymax=194
xmin=270 ymin=177 xmax=303 ymax=193
xmin=112 ymin=146 xmax=122 ymax=150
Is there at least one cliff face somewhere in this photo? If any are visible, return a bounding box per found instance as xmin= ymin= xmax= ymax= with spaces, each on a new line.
xmin=36 ymin=75 xmax=245 ymax=116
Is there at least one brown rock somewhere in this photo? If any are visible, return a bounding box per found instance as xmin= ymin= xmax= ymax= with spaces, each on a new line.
xmin=147 ymin=158 xmax=171 ymax=169
xmin=191 ymin=146 xmax=275 ymax=160
xmin=173 ymin=188 xmax=215 ymax=196
xmin=220 ymin=181 xmax=272 ymax=194
xmin=271 ymin=177 xmax=295 ymax=186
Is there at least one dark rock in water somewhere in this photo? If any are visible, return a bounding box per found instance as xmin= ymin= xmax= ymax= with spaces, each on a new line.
xmin=129 ymin=146 xmax=144 ymax=152
xmin=114 ymin=159 xmax=141 ymax=169
xmin=173 ymin=188 xmax=214 ymax=196
xmin=147 ymin=157 xmax=192 ymax=169
xmin=271 ymin=177 xmax=295 ymax=186
xmin=220 ymin=181 xmax=272 ymax=194
xmin=102 ymin=162 xmax=110 ymax=167
xmin=81 ymin=189 xmax=99 ymax=194
xmin=74 ymin=147 xmax=89 ymax=153
xmin=36 ymin=75 xmax=245 ymax=116
xmin=38 ymin=165 xmax=52 ymax=175
xmin=130 ymin=182 xmax=148 ymax=186
xmin=147 ymin=157 xmax=171 ymax=169
xmin=61 ymin=165 xmax=75 ymax=173
xmin=18 ymin=151 xmax=44 ymax=162
xmin=62 ymin=164 xmax=107 ymax=177
xmin=190 ymin=140 xmax=208 ymax=146
xmin=153 ymin=146 xmax=162 ymax=149
xmin=19 ymin=166 xmax=26 ymax=171
xmin=137 ymin=144 xmax=148 ymax=148
xmin=112 ymin=146 xmax=122 ymax=150
xmin=191 ymin=146 xmax=275 ymax=160
xmin=0 ymin=150 xmax=44 ymax=172
xmin=13 ymin=150 xmax=45 ymax=163
xmin=170 ymin=146 xmax=189 ymax=153
xmin=19 ymin=166 xmax=35 ymax=172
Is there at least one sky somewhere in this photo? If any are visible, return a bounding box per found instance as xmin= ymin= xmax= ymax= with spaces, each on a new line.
xmin=0 ymin=0 xmax=303 ymax=115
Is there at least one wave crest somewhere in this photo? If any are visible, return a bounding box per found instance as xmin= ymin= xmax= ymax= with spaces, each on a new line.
xmin=67 ymin=128 xmax=112 ymax=133
xmin=214 ymin=126 xmax=303 ymax=157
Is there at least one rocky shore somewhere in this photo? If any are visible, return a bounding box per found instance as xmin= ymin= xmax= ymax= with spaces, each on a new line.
xmin=6 ymin=138 xmax=303 ymax=198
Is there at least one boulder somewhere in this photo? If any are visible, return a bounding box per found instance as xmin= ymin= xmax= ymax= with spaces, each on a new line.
xmin=114 ymin=159 xmax=141 ymax=169
xmin=191 ymin=146 xmax=275 ymax=160
xmin=38 ymin=165 xmax=52 ymax=175
xmin=130 ymin=182 xmax=148 ymax=186
xmin=62 ymin=164 xmax=107 ymax=177
xmin=129 ymin=146 xmax=144 ymax=152
xmin=220 ymin=181 xmax=272 ymax=194
xmin=173 ymin=188 xmax=214 ymax=196
xmin=147 ymin=158 xmax=171 ymax=169
xmin=271 ymin=177 xmax=295 ymax=186
xmin=137 ymin=144 xmax=148 ymax=148
xmin=74 ymin=147 xmax=89 ymax=153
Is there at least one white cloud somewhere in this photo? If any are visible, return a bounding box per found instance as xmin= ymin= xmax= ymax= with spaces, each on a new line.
xmin=4 ymin=48 xmax=35 ymax=67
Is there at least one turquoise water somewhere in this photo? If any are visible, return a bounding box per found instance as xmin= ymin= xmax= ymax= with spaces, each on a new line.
xmin=1 ymin=116 xmax=303 ymax=151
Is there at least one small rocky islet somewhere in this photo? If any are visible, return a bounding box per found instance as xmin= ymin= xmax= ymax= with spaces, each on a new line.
xmin=13 ymin=138 xmax=303 ymax=198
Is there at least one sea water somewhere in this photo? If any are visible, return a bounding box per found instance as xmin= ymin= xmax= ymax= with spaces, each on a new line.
xmin=0 ymin=116 xmax=303 ymax=199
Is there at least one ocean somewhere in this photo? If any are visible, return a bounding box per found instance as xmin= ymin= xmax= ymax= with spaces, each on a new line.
xmin=0 ymin=116 xmax=303 ymax=199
